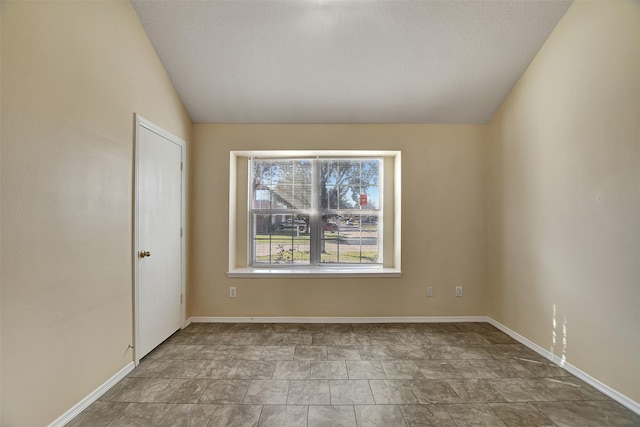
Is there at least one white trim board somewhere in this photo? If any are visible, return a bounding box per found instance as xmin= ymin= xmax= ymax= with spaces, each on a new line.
xmin=48 ymin=362 xmax=135 ymax=427
xmin=487 ymin=318 xmax=640 ymax=416
xmin=188 ymin=316 xmax=488 ymax=324
xmin=228 ymin=150 xmax=402 ymax=274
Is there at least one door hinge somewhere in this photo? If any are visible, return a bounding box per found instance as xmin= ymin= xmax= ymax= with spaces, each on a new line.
xmin=180 ymin=293 xmax=184 ymax=304
xmin=181 ymin=162 xmax=183 ymax=171
xmin=180 ymin=228 xmax=183 ymax=237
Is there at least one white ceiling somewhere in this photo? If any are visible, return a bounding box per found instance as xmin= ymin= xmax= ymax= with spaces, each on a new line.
xmin=131 ymin=0 xmax=571 ymax=124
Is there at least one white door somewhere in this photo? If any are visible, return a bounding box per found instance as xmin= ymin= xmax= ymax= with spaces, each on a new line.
xmin=135 ymin=115 xmax=184 ymax=361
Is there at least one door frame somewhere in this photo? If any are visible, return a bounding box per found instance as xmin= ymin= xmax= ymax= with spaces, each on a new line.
xmin=133 ymin=113 xmax=186 ymax=366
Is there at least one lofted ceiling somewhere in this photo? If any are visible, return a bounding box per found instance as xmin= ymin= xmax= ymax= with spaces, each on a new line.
xmin=131 ymin=0 xmax=572 ymax=124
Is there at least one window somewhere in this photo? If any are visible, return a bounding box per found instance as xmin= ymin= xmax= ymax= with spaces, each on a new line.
xmin=250 ymin=158 xmax=382 ymax=266
xmin=228 ymin=150 xmax=401 ymax=277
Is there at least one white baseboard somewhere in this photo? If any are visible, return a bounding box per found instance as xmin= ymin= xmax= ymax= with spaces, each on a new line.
xmin=487 ymin=318 xmax=640 ymax=416
xmin=48 ymin=362 xmax=135 ymax=427
xmin=187 ymin=316 xmax=489 ymax=324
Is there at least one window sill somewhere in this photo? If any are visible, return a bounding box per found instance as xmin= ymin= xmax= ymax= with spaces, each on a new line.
xmin=227 ymin=267 xmax=402 ymax=278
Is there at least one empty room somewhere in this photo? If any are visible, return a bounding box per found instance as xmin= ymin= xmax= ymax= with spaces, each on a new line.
xmin=1 ymin=0 xmax=639 ymax=426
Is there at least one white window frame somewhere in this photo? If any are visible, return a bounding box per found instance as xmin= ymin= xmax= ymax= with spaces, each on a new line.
xmin=228 ymin=150 xmax=402 ymax=278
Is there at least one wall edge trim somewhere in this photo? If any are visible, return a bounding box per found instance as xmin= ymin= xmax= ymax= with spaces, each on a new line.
xmin=487 ymin=318 xmax=640 ymax=416
xmin=48 ymin=362 xmax=135 ymax=427
xmin=188 ymin=316 xmax=488 ymax=324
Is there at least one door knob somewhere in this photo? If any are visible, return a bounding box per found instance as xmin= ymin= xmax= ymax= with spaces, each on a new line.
xmin=139 ymin=250 xmax=151 ymax=258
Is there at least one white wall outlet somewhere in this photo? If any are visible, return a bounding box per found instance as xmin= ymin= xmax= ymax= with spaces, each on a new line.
xmin=455 ymin=286 xmax=463 ymax=297
xmin=427 ymin=287 xmax=433 ymax=297
xmin=229 ymin=287 xmax=237 ymax=298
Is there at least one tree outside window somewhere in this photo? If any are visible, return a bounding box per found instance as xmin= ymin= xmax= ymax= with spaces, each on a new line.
xmin=250 ymin=158 xmax=381 ymax=266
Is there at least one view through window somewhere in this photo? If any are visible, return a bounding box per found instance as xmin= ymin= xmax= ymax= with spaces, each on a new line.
xmin=250 ymin=158 xmax=382 ymax=266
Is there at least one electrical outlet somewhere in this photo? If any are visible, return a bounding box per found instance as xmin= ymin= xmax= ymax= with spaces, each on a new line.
xmin=455 ymin=286 xmax=463 ymax=297
xmin=229 ymin=287 xmax=237 ymax=298
xmin=427 ymin=287 xmax=433 ymax=297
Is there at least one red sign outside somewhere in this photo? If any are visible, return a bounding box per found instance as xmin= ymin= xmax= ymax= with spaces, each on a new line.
xmin=360 ymin=194 xmax=368 ymax=206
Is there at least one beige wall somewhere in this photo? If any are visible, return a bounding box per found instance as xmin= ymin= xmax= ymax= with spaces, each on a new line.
xmin=190 ymin=124 xmax=487 ymax=318
xmin=3 ymin=0 xmax=638 ymax=424
xmin=0 ymin=1 xmax=191 ymax=426
xmin=487 ymin=1 xmax=640 ymax=403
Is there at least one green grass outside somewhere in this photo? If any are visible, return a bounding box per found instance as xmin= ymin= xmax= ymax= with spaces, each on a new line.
xmin=255 ymin=249 xmax=379 ymax=263
xmin=321 ymin=251 xmax=379 ymax=263
xmin=255 ymin=249 xmax=310 ymax=263
xmin=255 ymin=235 xmax=310 ymax=244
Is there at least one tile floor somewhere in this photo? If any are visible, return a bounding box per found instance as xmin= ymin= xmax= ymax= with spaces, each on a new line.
xmin=68 ymin=322 xmax=640 ymax=426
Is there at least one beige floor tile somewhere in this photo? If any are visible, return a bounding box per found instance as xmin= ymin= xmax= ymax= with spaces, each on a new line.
xmin=243 ymin=380 xmax=290 ymax=404
xmin=65 ymin=401 xmax=127 ymax=427
xmin=147 ymin=379 xmax=210 ymax=403
xmin=155 ymin=360 xmax=207 ymax=379
xmin=327 ymin=345 xmax=361 ymax=360
xmin=341 ymin=332 xmax=373 ymax=345
xmin=215 ymin=333 xmax=257 ymax=345
xmin=260 ymin=346 xmax=295 ymax=360
xmin=421 ymin=344 xmax=461 ymax=360
xmin=488 ymin=402 xmax=554 ymax=426
xmin=369 ymin=380 xmax=419 ymax=404
xmin=70 ymin=322 xmax=637 ymax=427
xmin=161 ymin=345 xmax=204 ymax=360
xmin=258 ymin=405 xmax=307 ymax=427
xmin=208 ymin=404 xmax=262 ymax=427
xmin=273 ymin=360 xmax=310 ymax=379
xmin=195 ymin=345 xmax=231 ymax=360
xmin=444 ymin=403 xmax=507 ymax=426
xmin=298 ymin=324 xmax=326 ymax=333
xmin=310 ymin=361 xmax=348 ymax=379
xmin=414 ymin=360 xmax=463 ymax=379
xmin=156 ymin=403 xmax=218 ymax=427
xmin=450 ymin=360 xmax=501 ymax=379
xmin=409 ymin=380 xmax=462 ymax=404
xmin=234 ymin=361 xmax=276 ymax=379
xmin=331 ymin=380 xmax=376 ymax=404
xmin=488 ymin=378 xmax=549 ymax=402
xmin=354 ymin=404 xmax=407 ymax=427
xmin=534 ymin=400 xmax=640 ymax=427
xmin=446 ymin=378 xmax=505 ymax=402
xmin=199 ymin=380 xmax=250 ymax=404
xmin=358 ymin=345 xmax=397 ymax=360
xmin=197 ymin=360 xmax=238 ymax=379
xmin=325 ymin=324 xmax=355 ymax=333
xmin=126 ymin=359 xmax=173 ymax=378
xmin=346 ymin=361 xmax=387 ymax=379
xmin=308 ymin=405 xmax=357 ymax=427
xmin=226 ymin=345 xmax=265 ymax=360
xmin=287 ymin=379 xmax=331 ymax=404
xmin=282 ymin=333 xmax=313 ymax=346
xmin=107 ymin=378 xmax=172 ymax=403
xmin=399 ymin=404 xmax=457 ymax=426
xmin=312 ymin=332 xmax=343 ymax=345
xmin=252 ymin=332 xmax=285 ymax=346
xmin=106 ymin=403 xmax=171 ymax=427
xmin=294 ymin=345 xmax=328 ymax=360
xmin=381 ymin=361 xmax=426 ymax=379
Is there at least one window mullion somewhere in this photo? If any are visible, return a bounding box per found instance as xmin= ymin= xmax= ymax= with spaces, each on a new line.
xmin=310 ymin=159 xmax=321 ymax=265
